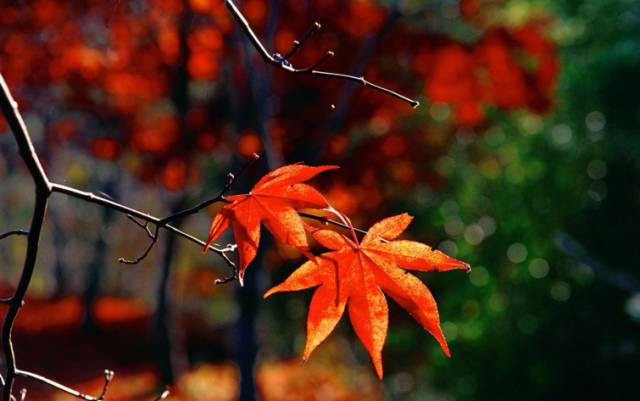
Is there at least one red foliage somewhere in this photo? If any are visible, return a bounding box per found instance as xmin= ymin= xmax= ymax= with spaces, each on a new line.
xmin=419 ymin=25 xmax=558 ymax=126
xmin=206 ymin=164 xmax=337 ymax=281
xmin=266 ymin=214 xmax=469 ymax=378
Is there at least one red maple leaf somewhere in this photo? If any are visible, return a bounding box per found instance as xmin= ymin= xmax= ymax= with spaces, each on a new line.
xmin=265 ymin=213 xmax=469 ymax=379
xmin=205 ymin=164 xmax=337 ymax=283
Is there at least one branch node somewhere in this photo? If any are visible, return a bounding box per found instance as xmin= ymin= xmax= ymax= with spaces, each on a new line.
xmin=214 ymin=244 xmax=239 ymax=284
xmin=272 ymin=52 xmax=292 ymax=67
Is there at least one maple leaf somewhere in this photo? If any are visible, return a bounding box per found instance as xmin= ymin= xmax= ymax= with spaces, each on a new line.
xmin=265 ymin=213 xmax=469 ymax=379
xmin=205 ymin=164 xmax=338 ymax=283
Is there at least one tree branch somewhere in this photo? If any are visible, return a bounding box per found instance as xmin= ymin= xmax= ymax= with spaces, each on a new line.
xmin=16 ymin=369 xmax=113 ymax=401
xmin=283 ymin=22 xmax=321 ymax=60
xmin=0 ymin=76 xmax=50 ymax=190
xmin=299 ymin=211 xmax=368 ymax=236
xmin=0 ymin=74 xmax=53 ymax=401
xmin=160 ymin=153 xmax=260 ymax=225
xmin=49 ymin=183 xmax=236 ymax=269
xmin=224 ymin=0 xmax=419 ymax=108
xmin=0 ymin=230 xmax=29 ymax=241
xmin=118 ymin=224 xmax=160 ymax=265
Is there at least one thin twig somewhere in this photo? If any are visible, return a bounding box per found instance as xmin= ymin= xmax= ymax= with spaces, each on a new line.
xmin=305 ymin=7 xmax=401 ymax=163
xmin=301 ymin=51 xmax=334 ymax=72
xmin=214 ymin=246 xmax=239 ymax=284
xmin=299 ymin=211 xmax=368 ymax=236
xmin=160 ymin=153 xmax=260 ymax=225
xmin=106 ymin=154 xmax=258 ymax=266
xmin=97 ymin=370 xmax=114 ymax=400
xmin=126 ymin=215 xmax=155 ymax=238
xmin=118 ymin=224 xmax=160 ymax=265
xmin=283 ymin=22 xmax=321 ymax=60
xmin=224 ymin=0 xmax=419 ymax=108
xmin=49 ymin=184 xmax=235 ymax=265
xmin=16 ymin=370 xmax=112 ymax=401
xmin=0 ymin=230 xmax=29 ymax=241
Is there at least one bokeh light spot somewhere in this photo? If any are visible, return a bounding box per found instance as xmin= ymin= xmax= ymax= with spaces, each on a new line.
xmin=528 ymin=258 xmax=550 ymax=279
xmin=507 ymin=243 xmax=528 ymax=263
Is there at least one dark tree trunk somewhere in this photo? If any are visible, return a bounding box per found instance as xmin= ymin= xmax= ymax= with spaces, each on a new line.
xmin=153 ymin=212 xmax=188 ymax=385
xmin=82 ymin=175 xmax=118 ymax=332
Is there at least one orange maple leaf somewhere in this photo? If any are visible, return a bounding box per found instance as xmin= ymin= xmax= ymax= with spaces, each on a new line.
xmin=205 ymin=164 xmax=338 ymax=283
xmin=265 ymin=213 xmax=469 ymax=379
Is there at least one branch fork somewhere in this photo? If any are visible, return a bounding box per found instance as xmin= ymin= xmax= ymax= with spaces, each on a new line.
xmin=224 ymin=0 xmax=420 ymax=108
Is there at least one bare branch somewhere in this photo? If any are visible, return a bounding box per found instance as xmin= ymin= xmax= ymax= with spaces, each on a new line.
xmin=283 ymin=22 xmax=321 ymax=60
xmin=49 ymin=183 xmax=234 ymax=262
xmin=16 ymin=369 xmax=113 ymax=401
xmin=0 ymin=230 xmax=29 ymax=241
xmin=126 ymin=215 xmax=156 ymax=238
xmin=0 ymin=76 xmax=50 ymax=190
xmin=97 ymin=370 xmax=114 ymax=400
xmin=214 ymin=244 xmax=240 ymax=285
xmin=225 ymin=0 xmax=273 ymax=63
xmin=300 ymin=51 xmax=334 ymax=72
xmin=104 ymin=154 xmax=259 ymax=267
xmin=160 ymin=153 xmax=260 ymax=225
xmin=299 ymin=211 xmax=368 ymax=236
xmin=224 ymin=0 xmax=420 ymax=108
xmin=1 ymin=73 xmax=52 ymax=401
xmin=118 ymin=224 xmax=160 ymax=265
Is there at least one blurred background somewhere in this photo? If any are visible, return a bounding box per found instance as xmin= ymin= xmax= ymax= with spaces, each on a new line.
xmin=0 ymin=0 xmax=639 ymax=400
